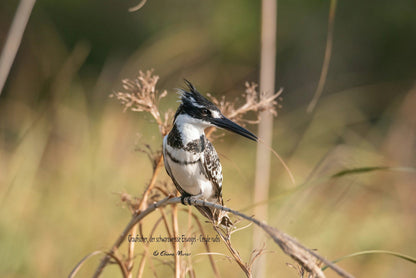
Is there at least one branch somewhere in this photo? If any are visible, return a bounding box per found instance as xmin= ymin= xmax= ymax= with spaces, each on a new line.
xmin=88 ymin=196 xmax=354 ymax=278
xmin=186 ymin=198 xmax=354 ymax=278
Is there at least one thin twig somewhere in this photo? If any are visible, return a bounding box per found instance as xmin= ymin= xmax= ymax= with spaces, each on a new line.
xmin=92 ymin=196 xmax=177 ymax=278
xmin=136 ymin=155 xmax=164 ymax=211
xmin=0 ymin=0 xmax=36 ymax=95
xmin=307 ymin=0 xmax=337 ymax=113
xmin=93 ymin=158 xmax=164 ymax=278
xmin=124 ymin=154 xmax=164 ymax=277
xmin=181 ymin=208 xmax=221 ymax=278
xmin=69 ymin=250 xmax=129 ymax=278
xmin=159 ymin=208 xmax=173 ymax=239
xmin=127 ymin=224 xmax=138 ymax=276
xmin=171 ymin=205 xmax=180 ymax=278
xmin=213 ymin=225 xmax=251 ymax=278
xmin=184 ymin=207 xmax=196 ymax=278
xmin=128 ymin=0 xmax=147 ymax=12
xmin=136 ymin=218 xmax=163 ymax=278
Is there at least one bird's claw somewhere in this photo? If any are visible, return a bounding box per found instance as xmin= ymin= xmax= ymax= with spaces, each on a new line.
xmin=181 ymin=195 xmax=192 ymax=206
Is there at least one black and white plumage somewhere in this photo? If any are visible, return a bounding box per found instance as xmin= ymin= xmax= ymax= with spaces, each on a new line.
xmin=163 ymin=80 xmax=257 ymax=226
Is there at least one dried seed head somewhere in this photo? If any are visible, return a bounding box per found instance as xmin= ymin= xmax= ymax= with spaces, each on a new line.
xmin=208 ymin=82 xmax=283 ymax=127
xmin=110 ymin=70 xmax=172 ymax=135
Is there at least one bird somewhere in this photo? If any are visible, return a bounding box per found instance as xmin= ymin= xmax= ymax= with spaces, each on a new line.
xmin=162 ymin=80 xmax=258 ymax=227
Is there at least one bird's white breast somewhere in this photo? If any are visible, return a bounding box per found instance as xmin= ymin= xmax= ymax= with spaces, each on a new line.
xmin=163 ymin=137 xmax=214 ymax=199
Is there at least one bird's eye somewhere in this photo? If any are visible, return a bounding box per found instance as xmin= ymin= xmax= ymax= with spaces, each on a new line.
xmin=201 ymin=109 xmax=210 ymax=116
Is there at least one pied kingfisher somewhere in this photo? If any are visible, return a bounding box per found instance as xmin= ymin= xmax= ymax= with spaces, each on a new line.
xmin=163 ymin=80 xmax=257 ymax=226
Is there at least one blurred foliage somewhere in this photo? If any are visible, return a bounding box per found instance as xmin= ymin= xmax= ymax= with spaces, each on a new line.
xmin=0 ymin=0 xmax=415 ymax=277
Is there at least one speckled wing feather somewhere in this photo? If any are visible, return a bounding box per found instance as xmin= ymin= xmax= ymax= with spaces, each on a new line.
xmin=201 ymin=139 xmax=223 ymax=201
xmin=198 ymin=139 xmax=232 ymax=227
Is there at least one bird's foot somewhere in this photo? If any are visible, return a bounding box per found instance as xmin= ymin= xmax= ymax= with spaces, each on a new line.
xmin=180 ymin=194 xmax=192 ymax=205
xmin=181 ymin=193 xmax=204 ymax=206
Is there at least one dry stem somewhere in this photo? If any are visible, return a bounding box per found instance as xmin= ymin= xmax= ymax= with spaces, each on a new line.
xmin=184 ymin=209 xmax=221 ymax=278
xmin=82 ymin=196 xmax=354 ymax=278
xmin=307 ymin=0 xmax=337 ymax=113
xmin=172 ymin=205 xmax=180 ymax=278
xmin=0 ymin=0 xmax=37 ymax=95
xmin=93 ymin=154 xmax=163 ymax=278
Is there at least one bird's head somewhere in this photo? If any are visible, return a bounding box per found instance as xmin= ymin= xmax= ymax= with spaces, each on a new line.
xmin=175 ymin=80 xmax=257 ymax=142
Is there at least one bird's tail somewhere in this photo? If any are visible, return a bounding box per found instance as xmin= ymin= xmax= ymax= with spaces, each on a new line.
xmin=194 ymin=198 xmax=233 ymax=227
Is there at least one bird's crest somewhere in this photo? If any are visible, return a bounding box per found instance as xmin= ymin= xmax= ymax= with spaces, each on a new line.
xmin=176 ymin=80 xmax=217 ymax=110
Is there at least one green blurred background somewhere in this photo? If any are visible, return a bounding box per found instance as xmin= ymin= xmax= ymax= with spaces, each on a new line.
xmin=1 ymin=0 xmax=415 ymax=277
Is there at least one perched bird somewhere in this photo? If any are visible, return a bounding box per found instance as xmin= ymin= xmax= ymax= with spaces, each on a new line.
xmin=163 ymin=80 xmax=257 ymax=226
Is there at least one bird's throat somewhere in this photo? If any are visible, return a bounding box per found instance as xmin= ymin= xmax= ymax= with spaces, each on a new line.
xmin=174 ymin=114 xmax=207 ymax=146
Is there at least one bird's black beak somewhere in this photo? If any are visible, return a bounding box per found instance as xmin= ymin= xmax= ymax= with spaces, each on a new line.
xmin=210 ymin=116 xmax=258 ymax=142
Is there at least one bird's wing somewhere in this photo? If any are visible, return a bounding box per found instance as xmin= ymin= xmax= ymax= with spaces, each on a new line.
xmin=200 ymin=139 xmax=223 ymax=201
xmin=199 ymin=139 xmax=233 ymax=226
